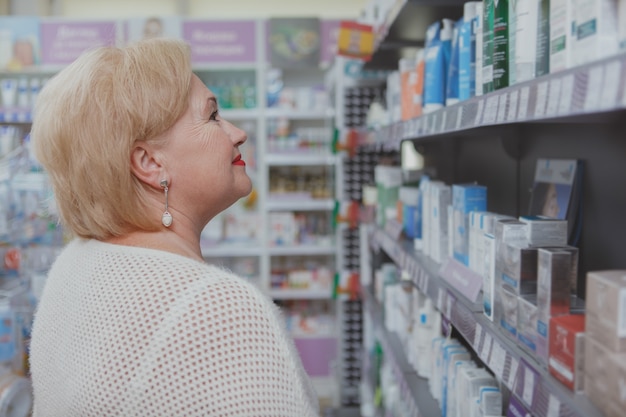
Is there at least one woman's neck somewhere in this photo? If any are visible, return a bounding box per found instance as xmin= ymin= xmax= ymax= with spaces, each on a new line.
xmin=104 ymin=230 xmax=204 ymax=262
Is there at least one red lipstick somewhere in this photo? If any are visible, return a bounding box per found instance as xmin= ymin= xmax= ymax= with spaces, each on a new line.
xmin=232 ymin=155 xmax=246 ymax=166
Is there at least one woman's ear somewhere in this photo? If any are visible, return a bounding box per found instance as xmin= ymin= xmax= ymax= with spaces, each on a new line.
xmin=130 ymin=143 xmax=166 ymax=190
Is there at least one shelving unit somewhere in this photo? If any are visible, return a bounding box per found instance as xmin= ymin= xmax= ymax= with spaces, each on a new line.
xmin=370 ymin=222 xmax=603 ymax=417
xmin=344 ymin=1 xmax=626 ymax=416
xmin=362 ymin=284 xmax=441 ymax=417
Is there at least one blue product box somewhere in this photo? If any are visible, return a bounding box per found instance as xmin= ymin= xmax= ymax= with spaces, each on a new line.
xmin=452 ymin=184 xmax=487 ymax=266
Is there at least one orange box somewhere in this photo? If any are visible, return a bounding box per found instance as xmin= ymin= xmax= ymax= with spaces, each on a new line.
xmin=548 ymin=314 xmax=585 ymax=392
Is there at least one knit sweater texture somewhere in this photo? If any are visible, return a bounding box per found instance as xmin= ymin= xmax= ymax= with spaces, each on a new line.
xmin=30 ymin=239 xmax=319 ymax=416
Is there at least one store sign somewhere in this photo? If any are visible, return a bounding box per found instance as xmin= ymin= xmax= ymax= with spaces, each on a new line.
xmin=320 ymin=19 xmax=341 ymax=66
xmin=182 ymin=20 xmax=256 ymax=65
xmin=40 ymin=21 xmax=117 ymax=65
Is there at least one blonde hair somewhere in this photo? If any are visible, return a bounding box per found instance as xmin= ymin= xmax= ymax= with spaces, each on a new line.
xmin=31 ymin=38 xmax=192 ymax=240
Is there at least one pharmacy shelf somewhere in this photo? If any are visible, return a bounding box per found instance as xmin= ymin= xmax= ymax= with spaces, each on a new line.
xmin=0 ymin=110 xmax=32 ymax=124
xmin=362 ymin=286 xmax=441 ymax=417
xmin=363 ymin=0 xmax=465 ymax=71
xmin=265 ymin=108 xmax=335 ymax=120
xmin=200 ymin=243 xmax=262 ymax=258
xmin=269 ymin=288 xmax=333 ymax=300
xmin=265 ymin=153 xmax=338 ymax=166
xmin=266 ymin=198 xmax=335 ymax=212
xmin=366 ymin=52 xmax=626 ymax=151
xmin=369 ymin=223 xmax=604 ymax=417
xmin=219 ymin=108 xmax=260 ymax=120
xmin=268 ymin=244 xmax=336 ymax=257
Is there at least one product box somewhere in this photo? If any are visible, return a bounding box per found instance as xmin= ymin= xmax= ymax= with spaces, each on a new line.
xmin=585 ymin=377 xmax=624 ymax=417
xmin=584 ymin=335 xmax=626 ymax=411
xmin=452 ymin=184 xmax=487 ymax=266
xmin=469 ymin=210 xmax=489 ymax=274
xmin=548 ymin=314 xmax=585 ymax=392
xmin=585 ymin=270 xmax=626 ymax=352
xmin=375 ymin=165 xmax=403 ymax=227
xmin=447 ymin=204 xmax=454 ymax=259
xmin=549 ymin=0 xmax=575 ymax=72
xmin=536 ymin=247 xmax=579 ymax=361
xmin=519 ymin=215 xmax=567 ymax=246
xmin=537 ymin=247 xmax=577 ymax=322
xmin=399 ymin=186 xmax=420 ymax=239
xmin=500 ymin=242 xmax=538 ymax=295
xmin=499 ymin=285 xmax=519 ymax=338
xmin=457 ymin=367 xmax=497 ymax=417
xmin=430 ymin=183 xmax=452 ymax=263
xmin=478 ymin=386 xmax=502 ymax=417
xmin=573 ymin=0 xmax=619 ymax=66
xmin=517 ymin=294 xmax=539 ymax=353
xmin=482 ymin=233 xmax=497 ymax=321
xmin=494 ymin=219 xmax=527 ymax=268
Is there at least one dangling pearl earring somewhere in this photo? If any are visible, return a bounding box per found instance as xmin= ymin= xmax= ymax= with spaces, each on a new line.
xmin=160 ymin=179 xmax=173 ymax=227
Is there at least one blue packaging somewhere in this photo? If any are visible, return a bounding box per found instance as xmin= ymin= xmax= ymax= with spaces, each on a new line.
xmin=452 ymin=184 xmax=487 ymax=266
xmin=446 ymin=18 xmax=464 ymax=106
xmin=459 ymin=2 xmax=481 ymax=100
xmin=424 ymin=19 xmax=454 ymax=112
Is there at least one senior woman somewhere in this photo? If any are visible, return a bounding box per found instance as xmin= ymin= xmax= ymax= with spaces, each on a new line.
xmin=29 ymin=38 xmax=319 ymax=416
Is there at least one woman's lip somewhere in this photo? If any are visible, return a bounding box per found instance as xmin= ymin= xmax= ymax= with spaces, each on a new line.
xmin=232 ymin=155 xmax=245 ymax=166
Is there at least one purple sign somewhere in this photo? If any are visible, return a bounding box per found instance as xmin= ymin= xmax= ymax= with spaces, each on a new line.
xmin=40 ymin=21 xmax=117 ymax=65
xmin=320 ymin=20 xmax=340 ymax=65
xmin=439 ymin=257 xmax=483 ymax=303
xmin=182 ymin=20 xmax=256 ymax=64
xmin=507 ymin=395 xmax=532 ymax=417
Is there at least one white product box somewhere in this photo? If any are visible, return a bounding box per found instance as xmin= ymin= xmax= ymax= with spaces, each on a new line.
xmin=519 ymin=215 xmax=568 ymax=246
xmin=469 ymin=211 xmax=489 ymax=274
xmin=430 ymin=183 xmax=452 ymax=263
xmin=573 ymin=0 xmax=619 ymax=66
xmin=550 ymin=0 xmax=575 ymax=72
xmin=585 ymin=269 xmax=626 ymax=352
xmin=500 ymin=242 xmax=538 ymax=295
xmin=482 ymin=233 xmax=497 ymax=321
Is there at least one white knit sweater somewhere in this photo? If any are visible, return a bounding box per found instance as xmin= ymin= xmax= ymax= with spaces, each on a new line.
xmin=30 ymin=239 xmax=319 ymax=417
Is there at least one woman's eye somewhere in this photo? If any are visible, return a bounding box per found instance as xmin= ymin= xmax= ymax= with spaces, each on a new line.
xmin=209 ymin=110 xmax=219 ymax=121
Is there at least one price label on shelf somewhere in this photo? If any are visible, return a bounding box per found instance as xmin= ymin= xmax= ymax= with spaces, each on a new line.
xmin=431 ymin=113 xmax=439 ymax=134
xmin=0 ymin=161 xmax=10 ymax=183
xmin=445 ymin=293 xmax=453 ymax=318
xmin=437 ymin=287 xmax=446 ymax=312
xmin=558 ymin=73 xmax=575 ymax=115
xmin=481 ymin=332 xmax=493 ymax=362
xmin=456 ymin=106 xmax=464 ymax=130
xmin=600 ymin=60 xmax=622 ymax=110
xmin=440 ymin=110 xmax=448 ymax=132
xmin=518 ymin=86 xmax=530 ymax=119
xmin=473 ymin=324 xmax=483 ymax=349
xmin=422 ymin=274 xmax=429 ymax=295
xmin=496 ymin=94 xmax=507 ymax=123
xmin=523 ymin=366 xmax=535 ymax=406
xmin=488 ymin=341 xmax=506 ymax=380
xmin=483 ymin=96 xmax=498 ymax=124
xmin=507 ymin=90 xmax=519 ymax=122
xmin=547 ymin=393 xmax=561 ymax=417
xmin=507 ymin=357 xmax=519 ymax=390
xmin=584 ymin=65 xmax=604 ymax=111
xmin=534 ymin=81 xmax=549 ymax=118
xmin=474 ymin=99 xmax=485 ymax=126
xmin=546 ymin=78 xmax=562 ymax=117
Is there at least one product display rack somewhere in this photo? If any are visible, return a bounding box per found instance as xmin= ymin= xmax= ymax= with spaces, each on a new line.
xmin=366 ymin=51 xmax=626 ymax=151
xmin=362 ymin=284 xmax=441 ymax=417
xmin=370 ymin=222 xmax=603 ymax=417
xmin=347 ymin=1 xmax=626 ymax=416
xmin=0 ymin=16 xmax=348 ymax=409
